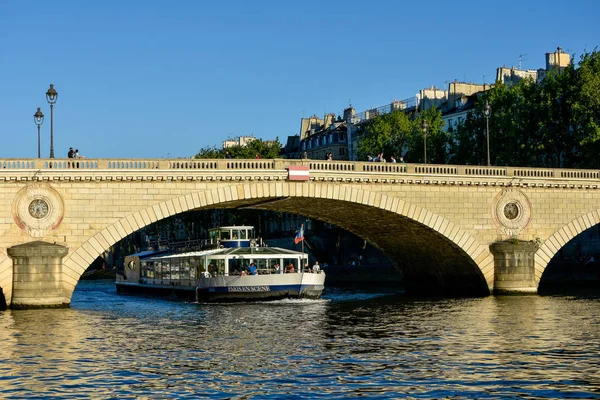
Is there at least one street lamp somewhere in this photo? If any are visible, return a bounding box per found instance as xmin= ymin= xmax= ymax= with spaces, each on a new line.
xmin=46 ymin=84 xmax=58 ymax=158
xmin=421 ymin=119 xmax=428 ymax=164
xmin=33 ymin=107 xmax=44 ymax=158
xmin=483 ymin=99 xmax=492 ymax=166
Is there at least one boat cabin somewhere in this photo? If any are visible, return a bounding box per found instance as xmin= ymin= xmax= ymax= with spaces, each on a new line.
xmin=137 ymin=247 xmax=308 ymax=286
xmin=208 ymin=225 xmax=256 ymax=248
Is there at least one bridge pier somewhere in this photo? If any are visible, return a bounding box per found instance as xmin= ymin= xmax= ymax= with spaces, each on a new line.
xmin=490 ymin=240 xmax=539 ymax=294
xmin=7 ymin=241 xmax=70 ymax=309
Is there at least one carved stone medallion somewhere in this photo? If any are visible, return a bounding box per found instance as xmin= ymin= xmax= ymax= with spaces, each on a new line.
xmin=28 ymin=199 xmax=50 ymax=219
xmin=12 ymin=184 xmax=65 ymax=237
xmin=492 ymin=188 xmax=532 ymax=236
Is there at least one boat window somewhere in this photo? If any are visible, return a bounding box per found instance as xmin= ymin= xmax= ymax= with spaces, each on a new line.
xmin=148 ymin=261 xmax=155 ymax=278
xmin=141 ymin=261 xmax=151 ymax=278
xmin=239 ymin=229 xmax=247 ymax=240
xmin=232 ymin=229 xmax=241 ymax=240
xmin=283 ymin=258 xmax=300 ymax=273
xmin=207 ymin=258 xmax=226 ymax=276
xmin=179 ymin=259 xmax=191 ymax=280
xmin=171 ymin=260 xmax=180 ymax=280
xmin=209 ymin=230 xmax=219 ymax=240
xmin=256 ymin=258 xmax=268 ymax=274
xmin=158 ymin=261 xmax=170 ymax=280
xmin=221 ymin=230 xmax=231 ymax=240
xmin=189 ymin=258 xmax=198 ymax=279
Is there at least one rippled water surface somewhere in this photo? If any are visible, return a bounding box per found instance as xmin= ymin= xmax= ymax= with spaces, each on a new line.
xmin=1 ymin=281 xmax=600 ymax=399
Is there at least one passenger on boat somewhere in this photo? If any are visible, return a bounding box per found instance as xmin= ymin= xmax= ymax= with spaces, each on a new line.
xmin=241 ymin=270 xmax=248 ymax=276
xmin=274 ymin=263 xmax=280 ymax=274
xmin=312 ymin=261 xmax=321 ymax=274
xmin=304 ymin=262 xmax=311 ymax=273
xmin=232 ymin=268 xmax=240 ymax=275
xmin=249 ymin=262 xmax=258 ymax=275
xmin=285 ymin=263 xmax=295 ymax=273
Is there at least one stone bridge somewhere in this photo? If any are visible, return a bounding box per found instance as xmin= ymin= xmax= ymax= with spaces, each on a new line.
xmin=1 ymin=158 xmax=600 ymax=309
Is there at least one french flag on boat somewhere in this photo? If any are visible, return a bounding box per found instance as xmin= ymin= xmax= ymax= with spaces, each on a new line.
xmin=294 ymin=224 xmax=304 ymax=244
xmin=287 ymin=166 xmax=309 ymax=181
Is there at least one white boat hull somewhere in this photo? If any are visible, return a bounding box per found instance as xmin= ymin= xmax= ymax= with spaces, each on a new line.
xmin=196 ymin=272 xmax=325 ymax=302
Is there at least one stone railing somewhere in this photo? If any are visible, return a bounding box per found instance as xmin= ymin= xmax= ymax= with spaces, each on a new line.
xmin=1 ymin=158 xmax=600 ymax=182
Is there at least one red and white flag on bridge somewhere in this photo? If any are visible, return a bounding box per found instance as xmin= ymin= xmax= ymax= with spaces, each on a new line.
xmin=287 ymin=166 xmax=309 ymax=181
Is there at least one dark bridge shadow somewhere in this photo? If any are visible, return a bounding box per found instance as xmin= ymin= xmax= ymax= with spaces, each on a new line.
xmin=209 ymin=196 xmax=490 ymax=297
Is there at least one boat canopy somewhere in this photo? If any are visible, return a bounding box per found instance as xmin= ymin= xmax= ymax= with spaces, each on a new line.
xmin=140 ymin=246 xmax=308 ymax=278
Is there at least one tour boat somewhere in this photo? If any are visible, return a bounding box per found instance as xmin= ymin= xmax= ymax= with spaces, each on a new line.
xmin=116 ymin=226 xmax=325 ymax=302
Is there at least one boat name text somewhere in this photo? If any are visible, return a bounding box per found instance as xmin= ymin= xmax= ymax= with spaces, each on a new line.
xmin=228 ymin=286 xmax=271 ymax=292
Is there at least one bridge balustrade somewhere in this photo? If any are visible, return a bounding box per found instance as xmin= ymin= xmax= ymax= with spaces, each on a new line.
xmin=169 ymin=161 xmax=218 ymax=169
xmin=1 ymin=159 xmax=600 ymax=183
xmin=464 ymin=167 xmax=507 ymax=176
xmin=44 ymin=160 xmax=100 ymax=169
xmin=361 ymin=163 xmax=404 ymax=173
xmin=1 ymin=161 xmax=35 ymax=169
xmin=513 ymin=169 xmax=554 ymax=178
xmin=107 ymin=161 xmax=159 ymax=169
xmin=560 ymin=170 xmax=600 ymax=179
xmin=310 ymin=161 xmax=356 ymax=171
xmin=414 ymin=165 xmax=459 ymax=175
xmin=225 ymin=160 xmax=275 ymax=169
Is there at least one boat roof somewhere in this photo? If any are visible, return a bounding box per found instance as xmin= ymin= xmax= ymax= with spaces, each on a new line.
xmin=150 ymin=248 xmax=223 ymax=260
xmin=143 ymin=246 xmax=305 ymax=262
xmin=209 ymin=226 xmax=255 ymax=230
xmin=212 ymin=247 xmax=304 ymax=256
xmin=127 ymin=250 xmax=169 ymax=258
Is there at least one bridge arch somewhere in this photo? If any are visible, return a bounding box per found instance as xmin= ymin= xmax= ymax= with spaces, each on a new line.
xmin=62 ymin=182 xmax=494 ymax=299
xmin=0 ymin=250 xmax=10 ymax=308
xmin=535 ymin=209 xmax=600 ymax=282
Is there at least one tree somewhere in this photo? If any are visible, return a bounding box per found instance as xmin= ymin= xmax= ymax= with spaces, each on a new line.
xmin=448 ymin=50 xmax=600 ymax=168
xmin=194 ymin=146 xmax=224 ymax=159
xmin=571 ymin=50 xmax=600 ymax=167
xmin=194 ymin=138 xmax=282 ymax=159
xmin=410 ymin=107 xmax=447 ymax=164
xmin=357 ymin=109 xmax=446 ymax=162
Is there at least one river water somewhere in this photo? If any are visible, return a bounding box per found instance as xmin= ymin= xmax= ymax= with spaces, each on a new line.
xmin=1 ymin=281 xmax=600 ymax=399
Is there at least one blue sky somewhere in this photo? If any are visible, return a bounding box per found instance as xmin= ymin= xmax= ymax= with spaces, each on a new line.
xmin=1 ymin=0 xmax=598 ymax=159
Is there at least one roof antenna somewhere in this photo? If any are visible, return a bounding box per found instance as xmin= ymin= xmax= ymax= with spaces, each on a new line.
xmin=519 ymin=53 xmax=528 ymax=70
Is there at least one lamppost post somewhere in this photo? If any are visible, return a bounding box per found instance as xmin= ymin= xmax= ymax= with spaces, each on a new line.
xmin=483 ymin=99 xmax=492 ymax=166
xmin=33 ymin=107 xmax=44 ymax=158
xmin=46 ymin=84 xmax=58 ymax=158
xmin=421 ymin=119 xmax=428 ymax=164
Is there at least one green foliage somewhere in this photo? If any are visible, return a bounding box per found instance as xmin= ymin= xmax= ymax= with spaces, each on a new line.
xmin=357 ymin=108 xmax=446 ymax=162
xmin=411 ymin=107 xmax=448 ymax=164
xmin=448 ymin=49 xmax=600 ymax=168
xmin=194 ymin=138 xmax=282 ymax=159
xmin=194 ymin=146 xmax=224 ymax=159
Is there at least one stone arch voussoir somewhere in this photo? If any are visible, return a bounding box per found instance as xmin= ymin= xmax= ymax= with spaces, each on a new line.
xmin=64 ymin=182 xmax=495 ymax=297
xmin=0 ymin=251 xmax=12 ymax=307
xmin=535 ymin=210 xmax=600 ymax=282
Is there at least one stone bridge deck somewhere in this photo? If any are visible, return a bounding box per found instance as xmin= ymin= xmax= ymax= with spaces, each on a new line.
xmin=1 ymin=158 xmax=600 ymax=309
